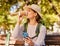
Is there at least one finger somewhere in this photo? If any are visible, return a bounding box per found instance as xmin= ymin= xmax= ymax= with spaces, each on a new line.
xmin=27 ymin=37 xmax=32 ymax=41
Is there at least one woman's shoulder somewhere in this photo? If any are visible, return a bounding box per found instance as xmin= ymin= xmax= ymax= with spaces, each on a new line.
xmin=39 ymin=24 xmax=46 ymax=31
xmin=41 ymin=24 xmax=46 ymax=28
xmin=38 ymin=23 xmax=46 ymax=28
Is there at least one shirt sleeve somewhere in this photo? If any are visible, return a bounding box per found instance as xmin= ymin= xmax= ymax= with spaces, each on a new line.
xmin=12 ymin=23 xmax=24 ymax=40
xmin=34 ymin=25 xmax=46 ymax=46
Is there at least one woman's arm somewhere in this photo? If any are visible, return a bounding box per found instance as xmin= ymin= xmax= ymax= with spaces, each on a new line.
xmin=34 ymin=25 xmax=46 ymax=46
xmin=12 ymin=23 xmax=24 ymax=40
xmin=12 ymin=10 xmax=25 ymax=40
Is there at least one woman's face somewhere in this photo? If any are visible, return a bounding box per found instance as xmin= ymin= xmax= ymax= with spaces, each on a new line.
xmin=25 ymin=8 xmax=37 ymax=19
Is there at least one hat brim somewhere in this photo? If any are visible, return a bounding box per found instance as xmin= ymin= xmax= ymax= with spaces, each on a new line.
xmin=23 ymin=5 xmax=42 ymax=18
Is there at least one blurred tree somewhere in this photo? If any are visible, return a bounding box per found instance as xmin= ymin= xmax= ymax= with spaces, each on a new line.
xmin=40 ymin=0 xmax=59 ymax=29
xmin=0 ymin=0 xmax=18 ymax=30
xmin=0 ymin=0 xmax=59 ymax=30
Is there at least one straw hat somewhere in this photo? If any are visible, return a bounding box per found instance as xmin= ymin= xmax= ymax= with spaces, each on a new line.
xmin=24 ymin=4 xmax=41 ymax=17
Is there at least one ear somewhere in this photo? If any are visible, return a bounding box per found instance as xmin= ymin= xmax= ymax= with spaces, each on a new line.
xmin=35 ymin=13 xmax=37 ymax=16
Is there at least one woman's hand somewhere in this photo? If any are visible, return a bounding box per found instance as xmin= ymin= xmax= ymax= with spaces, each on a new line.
xmin=17 ymin=10 xmax=26 ymax=24
xmin=24 ymin=37 xmax=34 ymax=46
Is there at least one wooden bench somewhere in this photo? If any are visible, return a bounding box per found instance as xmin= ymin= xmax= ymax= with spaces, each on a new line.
xmin=45 ymin=34 xmax=60 ymax=45
xmin=0 ymin=34 xmax=24 ymax=46
xmin=0 ymin=34 xmax=60 ymax=46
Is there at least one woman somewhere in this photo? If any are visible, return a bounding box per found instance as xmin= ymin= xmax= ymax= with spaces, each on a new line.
xmin=12 ymin=4 xmax=46 ymax=46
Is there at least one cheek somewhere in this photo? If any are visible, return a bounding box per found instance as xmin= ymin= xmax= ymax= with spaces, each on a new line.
xmin=27 ymin=13 xmax=34 ymax=18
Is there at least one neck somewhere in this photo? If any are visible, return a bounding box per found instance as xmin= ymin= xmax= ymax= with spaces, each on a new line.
xmin=29 ymin=18 xmax=38 ymax=25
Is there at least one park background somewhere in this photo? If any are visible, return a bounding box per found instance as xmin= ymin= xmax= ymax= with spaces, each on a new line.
xmin=0 ymin=0 xmax=60 ymax=35
xmin=0 ymin=0 xmax=60 ymax=46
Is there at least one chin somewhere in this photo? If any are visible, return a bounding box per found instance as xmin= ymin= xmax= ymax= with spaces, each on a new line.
xmin=27 ymin=16 xmax=34 ymax=19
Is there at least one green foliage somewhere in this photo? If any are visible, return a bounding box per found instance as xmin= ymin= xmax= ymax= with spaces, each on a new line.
xmin=0 ymin=0 xmax=60 ymax=30
xmin=40 ymin=0 xmax=59 ymax=29
xmin=42 ymin=14 xmax=58 ymax=28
